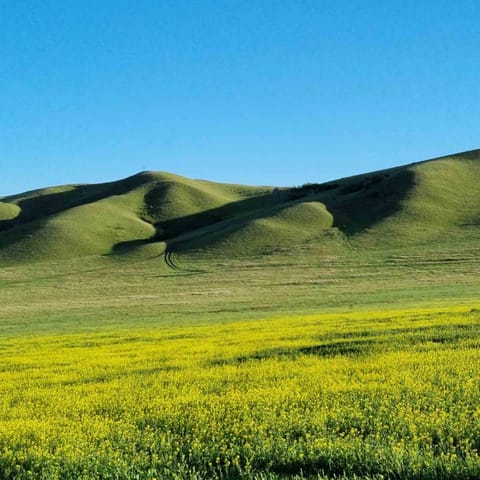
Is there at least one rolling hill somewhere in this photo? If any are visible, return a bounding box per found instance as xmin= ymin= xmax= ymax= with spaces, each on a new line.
xmin=1 ymin=148 xmax=479 ymax=266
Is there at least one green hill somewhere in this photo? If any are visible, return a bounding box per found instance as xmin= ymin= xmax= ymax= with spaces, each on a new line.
xmin=1 ymin=149 xmax=479 ymax=266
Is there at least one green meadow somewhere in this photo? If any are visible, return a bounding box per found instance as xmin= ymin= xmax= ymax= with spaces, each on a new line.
xmin=1 ymin=150 xmax=480 ymax=478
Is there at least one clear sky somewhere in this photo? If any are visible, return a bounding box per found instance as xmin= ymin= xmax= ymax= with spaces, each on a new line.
xmin=1 ymin=0 xmax=479 ymax=196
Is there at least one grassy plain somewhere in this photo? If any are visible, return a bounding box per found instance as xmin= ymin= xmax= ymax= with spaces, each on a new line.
xmin=1 ymin=241 xmax=480 ymax=479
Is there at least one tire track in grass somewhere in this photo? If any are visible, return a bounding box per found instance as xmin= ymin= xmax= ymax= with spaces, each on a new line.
xmin=164 ymin=249 xmax=179 ymax=270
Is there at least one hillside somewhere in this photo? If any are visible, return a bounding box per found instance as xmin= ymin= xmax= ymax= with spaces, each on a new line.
xmin=0 ymin=148 xmax=479 ymax=266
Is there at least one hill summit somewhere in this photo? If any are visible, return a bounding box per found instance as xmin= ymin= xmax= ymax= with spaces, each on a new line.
xmin=1 ymin=149 xmax=479 ymax=265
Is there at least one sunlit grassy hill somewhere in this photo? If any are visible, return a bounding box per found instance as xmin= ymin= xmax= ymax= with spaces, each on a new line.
xmin=1 ymin=149 xmax=479 ymax=265
xmin=0 ymin=171 xmax=268 ymax=264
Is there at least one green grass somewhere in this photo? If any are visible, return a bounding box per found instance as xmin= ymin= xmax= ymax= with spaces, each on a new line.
xmin=0 ymin=203 xmax=20 ymax=222
xmin=1 ymin=148 xmax=479 ymax=265
xmin=0 ymin=170 xmax=269 ymax=264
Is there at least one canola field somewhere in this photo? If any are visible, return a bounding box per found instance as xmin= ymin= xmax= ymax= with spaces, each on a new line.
xmin=1 ymin=307 xmax=480 ymax=479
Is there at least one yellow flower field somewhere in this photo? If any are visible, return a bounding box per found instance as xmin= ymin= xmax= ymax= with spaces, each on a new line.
xmin=1 ymin=307 xmax=480 ymax=479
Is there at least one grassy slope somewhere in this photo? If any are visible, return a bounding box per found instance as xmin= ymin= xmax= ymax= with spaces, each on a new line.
xmin=0 ymin=172 xmax=267 ymax=264
xmin=0 ymin=202 xmax=20 ymax=221
xmin=350 ymin=150 xmax=480 ymax=248
xmin=172 ymin=148 xmax=480 ymax=258
xmin=0 ymin=149 xmax=479 ymax=266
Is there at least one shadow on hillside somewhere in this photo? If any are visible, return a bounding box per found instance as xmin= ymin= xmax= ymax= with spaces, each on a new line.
xmin=111 ymin=191 xmax=279 ymax=253
xmin=146 ymin=191 xmax=279 ymax=242
xmin=322 ymin=167 xmax=415 ymax=236
xmin=0 ymin=173 xmax=169 ymax=262
xmin=0 ymin=166 xmax=416 ymax=261
xmin=113 ymin=167 xmax=416 ymax=256
xmin=0 ymin=172 xmax=155 ymax=233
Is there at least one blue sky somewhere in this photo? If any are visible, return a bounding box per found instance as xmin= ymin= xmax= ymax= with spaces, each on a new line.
xmin=1 ymin=0 xmax=479 ymax=196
